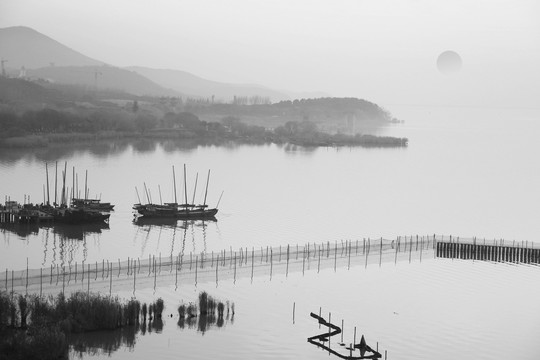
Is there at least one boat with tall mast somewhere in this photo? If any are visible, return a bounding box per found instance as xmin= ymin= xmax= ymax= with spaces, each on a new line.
xmin=45 ymin=163 xmax=111 ymax=224
xmin=134 ymin=165 xmax=219 ymax=220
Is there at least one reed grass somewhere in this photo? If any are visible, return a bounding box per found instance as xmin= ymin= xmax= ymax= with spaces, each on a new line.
xmin=141 ymin=303 xmax=147 ymax=322
xmin=177 ymin=304 xmax=186 ymax=318
xmin=17 ymin=295 xmax=28 ymax=328
xmin=0 ymin=290 xmax=150 ymax=360
xmin=154 ymin=298 xmax=164 ymax=319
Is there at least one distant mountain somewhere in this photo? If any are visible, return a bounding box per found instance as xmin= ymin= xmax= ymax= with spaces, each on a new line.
xmin=27 ymin=65 xmax=180 ymax=97
xmin=0 ymin=26 xmax=103 ymax=69
xmin=126 ymin=66 xmax=290 ymax=102
xmin=0 ymin=26 xmax=326 ymax=102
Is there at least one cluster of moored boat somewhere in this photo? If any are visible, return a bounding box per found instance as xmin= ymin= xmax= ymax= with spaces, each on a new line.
xmin=2 ymin=164 xmax=220 ymax=226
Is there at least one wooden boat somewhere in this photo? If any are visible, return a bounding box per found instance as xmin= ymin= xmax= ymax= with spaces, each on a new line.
xmin=71 ymin=198 xmax=115 ymax=211
xmin=135 ymin=203 xmax=218 ymax=219
xmin=134 ymin=165 xmax=219 ymax=220
xmin=51 ymin=207 xmax=110 ymax=224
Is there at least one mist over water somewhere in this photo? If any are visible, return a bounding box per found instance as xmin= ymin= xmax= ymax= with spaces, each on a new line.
xmin=2 ymin=105 xmax=540 ymax=359
xmin=1 ymin=106 xmax=540 ymax=270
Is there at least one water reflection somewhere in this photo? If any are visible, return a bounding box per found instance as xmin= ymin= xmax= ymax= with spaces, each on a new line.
xmin=177 ymin=312 xmax=234 ymax=334
xmin=0 ymin=138 xmax=325 ymax=166
xmin=69 ymin=311 xmax=233 ymax=358
xmin=53 ymin=223 xmax=110 ymax=241
xmin=0 ymin=222 xmax=39 ymax=237
xmin=133 ymin=218 xmax=215 ymax=260
xmin=0 ymin=222 xmax=108 ymax=241
xmin=0 ymin=140 xmax=134 ymax=164
xmin=70 ymin=325 xmax=137 ymax=357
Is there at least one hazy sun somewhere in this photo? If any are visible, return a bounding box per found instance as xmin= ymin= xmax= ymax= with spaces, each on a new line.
xmin=436 ymin=50 xmax=462 ymax=74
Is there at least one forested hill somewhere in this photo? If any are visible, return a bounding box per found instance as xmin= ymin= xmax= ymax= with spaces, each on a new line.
xmin=189 ymin=97 xmax=394 ymax=131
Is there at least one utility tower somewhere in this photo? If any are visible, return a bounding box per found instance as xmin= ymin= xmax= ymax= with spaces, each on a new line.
xmin=1 ymin=58 xmax=7 ymax=77
xmin=93 ymin=69 xmax=102 ymax=89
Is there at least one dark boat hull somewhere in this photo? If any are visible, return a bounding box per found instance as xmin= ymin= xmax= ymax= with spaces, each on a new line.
xmin=53 ymin=208 xmax=110 ymax=224
xmin=135 ymin=206 xmax=218 ymax=220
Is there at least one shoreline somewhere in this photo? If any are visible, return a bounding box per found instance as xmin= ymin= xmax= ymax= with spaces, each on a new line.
xmin=0 ymin=130 xmax=408 ymax=149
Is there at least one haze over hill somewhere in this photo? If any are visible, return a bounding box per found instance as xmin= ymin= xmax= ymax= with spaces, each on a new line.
xmin=127 ymin=66 xmax=290 ymax=102
xmin=27 ymin=66 xmax=180 ymax=97
xmin=0 ymin=26 xmax=104 ymax=69
xmin=0 ymin=26 xmax=300 ymax=101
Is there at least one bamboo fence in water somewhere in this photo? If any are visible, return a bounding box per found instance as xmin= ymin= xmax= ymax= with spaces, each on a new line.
xmin=2 ymin=235 xmax=538 ymax=297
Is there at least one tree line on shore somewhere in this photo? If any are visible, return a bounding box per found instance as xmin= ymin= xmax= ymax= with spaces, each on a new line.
xmin=0 ymin=105 xmax=407 ymax=148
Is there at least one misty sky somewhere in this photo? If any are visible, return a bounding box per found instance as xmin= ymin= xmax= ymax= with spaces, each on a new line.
xmin=1 ymin=0 xmax=539 ymax=108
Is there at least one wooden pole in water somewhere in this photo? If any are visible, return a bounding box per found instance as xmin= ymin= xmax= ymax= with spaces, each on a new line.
xmin=302 ymin=248 xmax=305 ymax=275
xmin=216 ymin=254 xmax=219 ymax=285
xmin=286 ymin=244 xmax=290 ymax=276
xmin=348 ymin=240 xmax=352 ymax=269
xmin=318 ymin=245 xmax=321 ymax=273
xmin=158 ymin=185 xmax=163 ymax=205
xmin=109 ymin=264 xmax=112 ymax=296
xmin=334 ymin=241 xmax=337 ymax=271
xmin=251 ymin=248 xmax=255 ymax=281
xmin=328 ymin=312 xmax=332 ymax=350
xmin=233 ymin=253 xmax=236 ymax=282
xmin=292 ymin=302 xmax=295 ymax=324
xmin=87 ymin=264 xmax=90 ymax=294
xmin=84 ymin=169 xmax=88 ymax=201
xmin=270 ymin=248 xmax=273 ymax=279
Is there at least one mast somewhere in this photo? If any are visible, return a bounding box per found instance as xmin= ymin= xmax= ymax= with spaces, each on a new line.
xmin=203 ymin=169 xmax=210 ymax=207
xmin=143 ymin=182 xmax=150 ymax=204
xmin=135 ymin=187 xmax=142 ymax=204
xmin=45 ymin=163 xmax=50 ymax=205
xmin=61 ymin=162 xmax=67 ymax=205
xmin=72 ymin=167 xmax=75 ymax=201
xmin=216 ymin=190 xmax=224 ymax=209
xmin=54 ymin=161 xmax=58 ymax=205
xmin=158 ymin=185 xmax=163 ymax=205
xmin=84 ymin=170 xmax=88 ymax=201
xmin=172 ymin=166 xmax=177 ymax=204
xmin=191 ymin=173 xmax=199 ymax=205
xmin=183 ymin=164 xmax=188 ymax=206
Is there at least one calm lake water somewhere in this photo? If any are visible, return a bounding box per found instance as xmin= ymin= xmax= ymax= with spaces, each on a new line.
xmin=1 ymin=105 xmax=540 ymax=359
